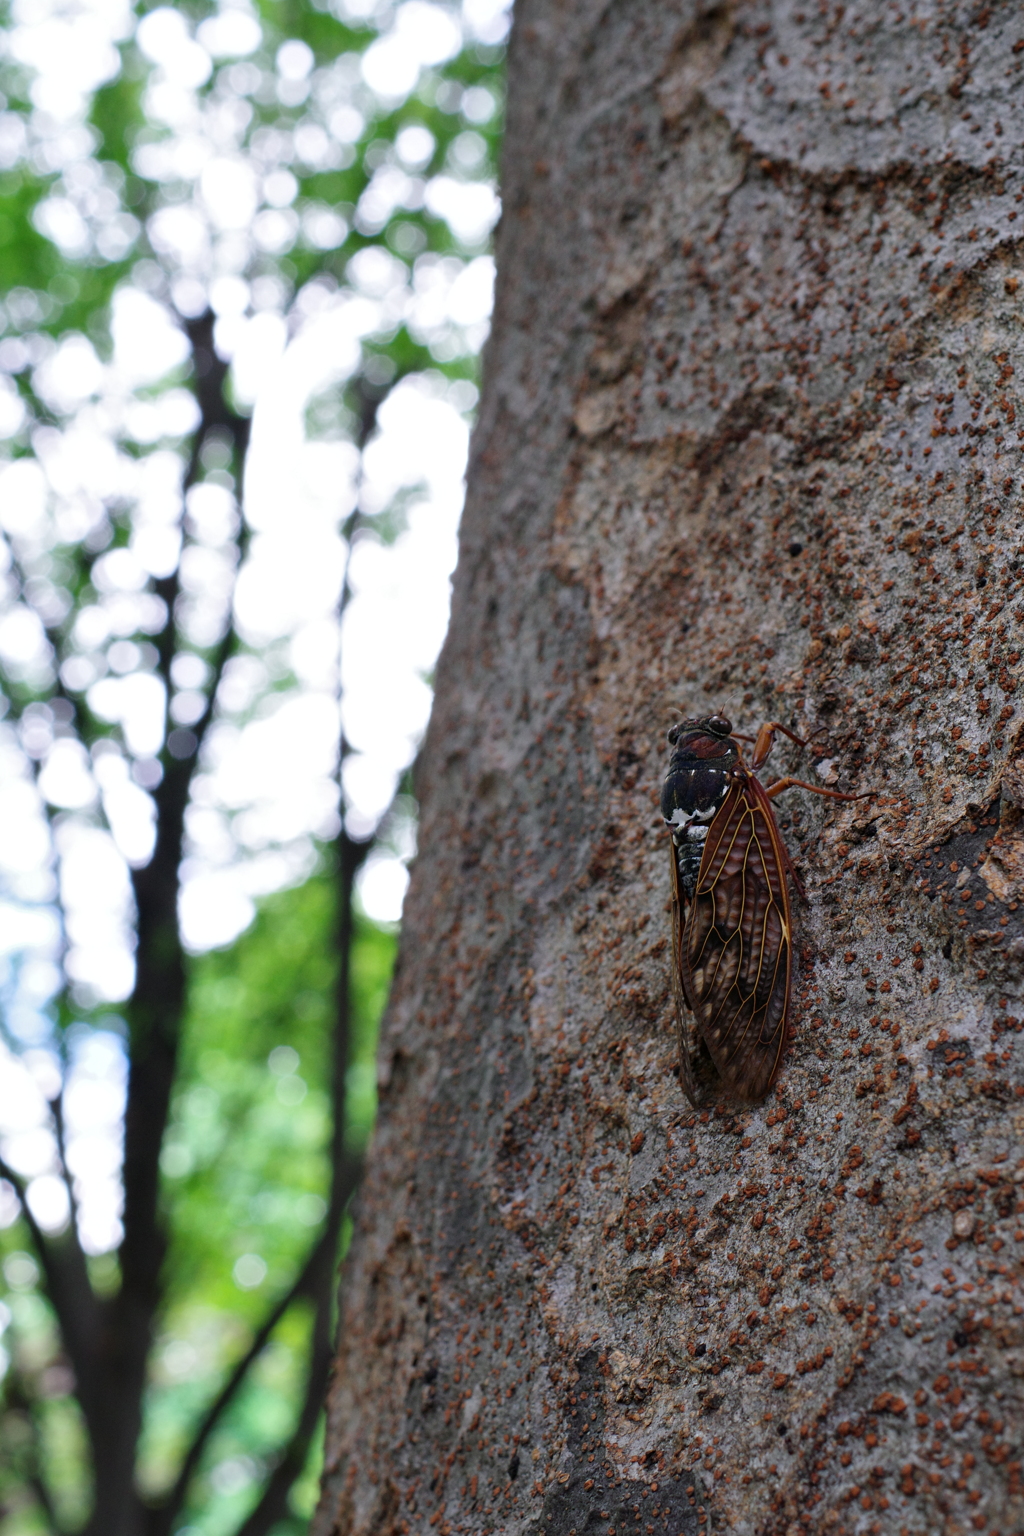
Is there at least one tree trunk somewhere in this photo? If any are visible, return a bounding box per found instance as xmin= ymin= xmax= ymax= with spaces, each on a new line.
xmin=316 ymin=4 xmax=1024 ymax=1533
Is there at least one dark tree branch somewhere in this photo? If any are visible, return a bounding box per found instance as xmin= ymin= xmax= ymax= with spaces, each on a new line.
xmin=222 ymin=371 xmax=387 ymax=1536
xmin=0 ymin=639 xmax=111 ymax=1468
xmin=0 ymin=1152 xmax=101 ymax=1432
xmin=86 ymin=312 xmax=253 ymax=1536
xmin=181 ymin=311 xmax=252 ymax=477
xmin=183 ymin=518 xmax=251 ymax=766
xmin=1 ymin=532 xmax=106 ymax=738
xmin=229 ymin=827 xmax=369 ymax=1536
xmin=50 ymin=1089 xmax=79 ymax=1233
xmin=2 ymin=337 xmax=392 ymax=1532
xmin=4 ymin=1370 xmax=63 ymax=1535
xmin=151 ymin=1155 xmax=361 ymax=1535
xmin=0 ymin=1153 xmax=50 ymax=1276
xmin=0 ymin=315 xmax=253 ymax=1532
xmin=120 ymin=316 xmax=250 ymax=1315
xmin=230 ymin=1240 xmax=337 ymax=1536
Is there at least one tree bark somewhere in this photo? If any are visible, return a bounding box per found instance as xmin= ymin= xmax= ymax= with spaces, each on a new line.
xmin=316 ymin=4 xmax=1024 ymax=1533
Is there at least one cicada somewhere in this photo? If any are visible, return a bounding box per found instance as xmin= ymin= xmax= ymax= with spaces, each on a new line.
xmin=661 ymin=714 xmax=864 ymax=1106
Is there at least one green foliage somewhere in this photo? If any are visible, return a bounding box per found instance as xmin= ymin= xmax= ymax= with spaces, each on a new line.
xmin=165 ymin=875 xmax=391 ymax=1313
xmin=0 ymin=878 xmax=396 ymax=1531
xmin=0 ymin=0 xmax=505 ymax=1523
xmin=138 ymin=878 xmax=394 ymax=1527
xmin=0 ymin=175 xmax=60 ymax=298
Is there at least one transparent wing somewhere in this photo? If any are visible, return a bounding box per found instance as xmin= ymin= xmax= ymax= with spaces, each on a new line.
xmin=681 ymin=775 xmax=792 ymax=1103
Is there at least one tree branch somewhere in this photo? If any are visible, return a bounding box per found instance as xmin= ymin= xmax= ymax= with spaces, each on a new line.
xmin=184 ymin=529 xmax=250 ymax=765
xmin=150 ymin=1156 xmax=361 ymax=1535
xmin=0 ymin=1152 xmax=101 ymax=1423
xmin=120 ymin=317 xmax=251 ymax=1310
xmin=4 ymin=1369 xmax=63 ymax=1535
xmin=220 ymin=372 xmax=387 ymax=1536
xmin=0 ymin=1152 xmax=49 ymax=1265
xmin=86 ymin=311 xmax=254 ymax=1535
xmin=230 ymin=830 xmax=371 ymax=1536
xmin=50 ymin=1089 xmax=80 ymax=1235
xmin=230 ymin=1240 xmax=337 ymax=1536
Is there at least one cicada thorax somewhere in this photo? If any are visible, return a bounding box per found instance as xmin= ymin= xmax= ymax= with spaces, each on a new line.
xmin=659 ymin=715 xmax=738 ymax=900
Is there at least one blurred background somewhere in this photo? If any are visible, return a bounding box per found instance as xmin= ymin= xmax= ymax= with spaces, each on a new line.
xmin=0 ymin=0 xmax=507 ymax=1527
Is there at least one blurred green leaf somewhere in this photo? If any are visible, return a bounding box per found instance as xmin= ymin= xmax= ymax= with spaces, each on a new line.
xmin=0 ymin=0 xmax=505 ymax=1522
xmin=133 ymin=876 xmax=394 ymax=1517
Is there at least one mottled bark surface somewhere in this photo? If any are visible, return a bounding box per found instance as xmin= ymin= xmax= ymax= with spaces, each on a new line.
xmin=316 ymin=4 xmax=1024 ymax=1533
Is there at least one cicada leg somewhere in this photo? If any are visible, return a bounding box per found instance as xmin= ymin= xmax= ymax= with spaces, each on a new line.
xmin=749 ymin=720 xmax=813 ymax=770
xmin=760 ymin=778 xmax=876 ymax=904
xmin=763 ymin=777 xmax=874 ymax=804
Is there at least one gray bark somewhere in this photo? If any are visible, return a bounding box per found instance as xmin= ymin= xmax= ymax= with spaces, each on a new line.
xmin=316 ymin=3 xmax=1024 ymax=1533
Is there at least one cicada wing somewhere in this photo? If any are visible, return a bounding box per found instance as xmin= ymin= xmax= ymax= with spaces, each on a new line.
xmin=682 ymin=777 xmax=792 ymax=1103
xmin=669 ymin=838 xmax=726 ymax=1109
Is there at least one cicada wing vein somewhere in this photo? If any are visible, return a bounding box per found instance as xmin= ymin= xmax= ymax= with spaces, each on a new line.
xmin=682 ymin=776 xmax=792 ymax=1103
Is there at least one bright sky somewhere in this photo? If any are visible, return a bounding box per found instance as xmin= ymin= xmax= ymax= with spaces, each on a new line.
xmin=0 ymin=0 xmax=509 ymax=1255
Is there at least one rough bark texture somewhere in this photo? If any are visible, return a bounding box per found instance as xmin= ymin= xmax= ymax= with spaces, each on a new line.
xmin=316 ymin=4 xmax=1024 ymax=1533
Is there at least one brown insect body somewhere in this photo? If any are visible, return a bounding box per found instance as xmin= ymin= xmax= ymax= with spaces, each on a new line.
xmin=662 ymin=715 xmax=861 ymax=1106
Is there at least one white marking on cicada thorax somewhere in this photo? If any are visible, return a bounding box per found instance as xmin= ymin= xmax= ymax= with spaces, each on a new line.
xmin=667 ymin=803 xmax=720 ymax=847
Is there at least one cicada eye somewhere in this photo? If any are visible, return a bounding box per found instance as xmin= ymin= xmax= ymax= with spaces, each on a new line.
xmin=667 ymin=724 xmax=681 ymax=744
xmin=707 ymin=714 xmax=732 ymax=735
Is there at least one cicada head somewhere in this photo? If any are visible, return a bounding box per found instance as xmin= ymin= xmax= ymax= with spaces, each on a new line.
xmin=667 ymin=713 xmax=732 ymax=745
xmin=661 ymin=716 xmax=738 ymax=824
